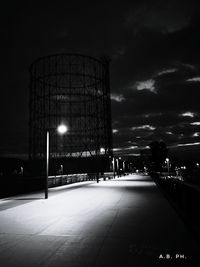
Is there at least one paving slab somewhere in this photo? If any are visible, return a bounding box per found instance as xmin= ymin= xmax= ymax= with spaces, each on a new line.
xmin=0 ymin=175 xmax=199 ymax=266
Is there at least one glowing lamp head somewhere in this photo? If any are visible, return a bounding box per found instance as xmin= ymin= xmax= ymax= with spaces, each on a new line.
xmin=100 ymin=147 xmax=105 ymax=153
xmin=165 ymin=158 xmax=169 ymax=163
xmin=57 ymin=124 xmax=68 ymax=134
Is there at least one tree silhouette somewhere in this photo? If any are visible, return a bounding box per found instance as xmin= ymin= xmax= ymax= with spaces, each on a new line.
xmin=149 ymin=141 xmax=168 ymax=172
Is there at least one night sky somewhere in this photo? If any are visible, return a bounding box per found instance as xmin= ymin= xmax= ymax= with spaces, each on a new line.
xmin=1 ymin=1 xmax=200 ymax=160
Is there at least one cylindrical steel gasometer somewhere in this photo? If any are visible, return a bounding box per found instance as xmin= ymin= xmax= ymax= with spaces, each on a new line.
xmin=29 ymin=54 xmax=112 ymax=161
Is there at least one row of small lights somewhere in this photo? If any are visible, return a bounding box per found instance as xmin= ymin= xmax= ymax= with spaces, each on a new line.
xmin=165 ymin=158 xmax=200 ymax=170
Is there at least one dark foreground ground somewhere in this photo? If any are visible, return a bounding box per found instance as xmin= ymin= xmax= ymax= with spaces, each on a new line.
xmin=0 ymin=174 xmax=199 ymax=267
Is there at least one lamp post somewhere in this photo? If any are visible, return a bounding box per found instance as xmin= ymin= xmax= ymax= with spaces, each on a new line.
xmin=45 ymin=124 xmax=68 ymax=199
xmin=60 ymin=164 xmax=63 ymax=174
xmin=45 ymin=130 xmax=49 ymax=199
xmin=123 ymin=161 xmax=125 ymax=175
xmin=112 ymin=157 xmax=115 ymax=178
xmin=166 ymin=158 xmax=170 ymax=176
xmin=116 ymin=158 xmax=119 ymax=177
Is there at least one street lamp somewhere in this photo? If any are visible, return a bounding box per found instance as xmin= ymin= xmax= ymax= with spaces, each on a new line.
xmin=112 ymin=157 xmax=115 ymax=178
xmin=60 ymin=164 xmax=63 ymax=174
xmin=57 ymin=124 xmax=68 ymax=135
xmin=100 ymin=147 xmax=105 ymax=154
xmin=116 ymin=158 xmax=120 ymax=177
xmin=45 ymin=124 xmax=68 ymax=199
xmin=166 ymin=158 xmax=170 ymax=176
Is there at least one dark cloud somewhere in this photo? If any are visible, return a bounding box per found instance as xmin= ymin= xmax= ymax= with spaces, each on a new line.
xmin=124 ymin=0 xmax=192 ymax=34
xmin=112 ymin=58 xmax=200 ymax=152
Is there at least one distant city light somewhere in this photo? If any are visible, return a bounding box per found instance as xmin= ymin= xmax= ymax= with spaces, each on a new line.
xmin=100 ymin=147 xmax=105 ymax=153
xmin=181 ymin=166 xmax=186 ymax=170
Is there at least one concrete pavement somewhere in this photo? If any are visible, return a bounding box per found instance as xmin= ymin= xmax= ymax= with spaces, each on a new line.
xmin=0 ymin=174 xmax=199 ymax=266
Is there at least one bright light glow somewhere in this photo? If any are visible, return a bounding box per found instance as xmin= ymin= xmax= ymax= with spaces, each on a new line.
xmin=193 ymin=132 xmax=200 ymax=137
xmin=165 ymin=158 xmax=169 ymax=163
xmin=180 ymin=111 xmax=195 ymax=118
xmin=190 ymin=122 xmax=200 ymax=125
xmin=187 ymin=77 xmax=200 ymax=82
xmin=110 ymin=93 xmax=125 ymax=102
xmin=181 ymin=166 xmax=186 ymax=170
xmin=100 ymin=147 xmax=105 ymax=153
xmin=136 ymin=79 xmax=156 ymax=93
xmin=57 ymin=124 xmax=68 ymax=134
xmin=131 ymin=125 xmax=156 ymax=131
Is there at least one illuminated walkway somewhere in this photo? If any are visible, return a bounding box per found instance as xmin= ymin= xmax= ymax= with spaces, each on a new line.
xmin=0 ymin=174 xmax=199 ymax=266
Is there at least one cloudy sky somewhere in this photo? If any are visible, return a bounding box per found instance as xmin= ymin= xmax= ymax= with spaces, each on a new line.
xmin=1 ymin=0 xmax=200 ymax=159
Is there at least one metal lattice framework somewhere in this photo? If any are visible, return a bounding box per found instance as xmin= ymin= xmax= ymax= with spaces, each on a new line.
xmin=29 ymin=53 xmax=112 ymax=160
